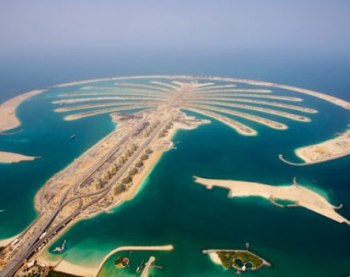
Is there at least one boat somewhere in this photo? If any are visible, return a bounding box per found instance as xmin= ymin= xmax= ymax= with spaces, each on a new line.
xmin=70 ymin=134 xmax=76 ymax=140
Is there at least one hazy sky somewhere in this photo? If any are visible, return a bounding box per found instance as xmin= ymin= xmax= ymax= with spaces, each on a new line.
xmin=1 ymin=0 xmax=350 ymax=57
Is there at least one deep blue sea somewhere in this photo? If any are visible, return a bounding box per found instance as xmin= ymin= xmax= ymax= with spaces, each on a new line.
xmin=0 ymin=51 xmax=349 ymax=276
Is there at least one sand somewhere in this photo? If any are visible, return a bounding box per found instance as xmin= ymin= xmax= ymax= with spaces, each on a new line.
xmin=208 ymin=76 xmax=350 ymax=110
xmin=2 ymin=74 xmax=348 ymax=137
xmin=50 ymin=75 xmax=350 ymax=110
xmin=188 ymin=104 xmax=288 ymax=130
xmin=0 ymin=235 xmax=19 ymax=247
xmin=194 ymin=176 xmax=349 ymax=225
xmin=0 ymin=151 xmax=38 ymax=163
xmin=279 ymin=130 xmax=350 ymax=166
xmin=296 ymin=130 xmax=350 ymax=164
xmin=95 ymin=245 xmax=173 ymax=277
xmin=193 ymin=101 xmax=310 ymax=122
xmin=0 ymin=89 xmax=46 ymax=133
xmin=64 ymin=106 xmax=154 ymax=121
xmin=184 ymin=107 xmax=257 ymax=136
xmin=196 ymin=94 xmax=303 ymax=102
xmin=141 ymin=256 xmax=156 ymax=277
xmin=207 ymin=252 xmax=221 ymax=265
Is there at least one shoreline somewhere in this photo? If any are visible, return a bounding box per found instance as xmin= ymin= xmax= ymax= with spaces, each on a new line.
xmin=37 ymin=245 xmax=174 ymax=277
xmin=0 ymin=151 xmax=39 ymax=164
xmin=0 ymin=235 xmax=19 ymax=248
xmin=31 ymin=113 xmax=205 ymax=277
xmin=1 ymin=75 xmax=348 ymax=138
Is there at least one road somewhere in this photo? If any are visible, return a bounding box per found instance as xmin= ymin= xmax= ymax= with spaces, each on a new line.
xmin=1 ymin=112 xmax=171 ymax=277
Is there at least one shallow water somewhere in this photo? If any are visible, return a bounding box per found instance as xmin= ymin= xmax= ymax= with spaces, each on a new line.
xmin=0 ymin=54 xmax=349 ymax=276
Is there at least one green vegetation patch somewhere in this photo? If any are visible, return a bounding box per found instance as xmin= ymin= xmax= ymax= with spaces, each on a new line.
xmin=114 ymin=256 xmax=130 ymax=269
xmin=273 ymin=198 xmax=298 ymax=206
xmin=217 ymin=250 xmax=263 ymax=270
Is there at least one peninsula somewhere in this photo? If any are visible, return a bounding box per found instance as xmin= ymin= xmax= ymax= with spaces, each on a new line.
xmin=194 ymin=176 xmax=349 ymax=225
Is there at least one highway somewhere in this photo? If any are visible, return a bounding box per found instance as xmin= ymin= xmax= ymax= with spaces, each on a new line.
xmin=1 ymin=112 xmax=171 ymax=277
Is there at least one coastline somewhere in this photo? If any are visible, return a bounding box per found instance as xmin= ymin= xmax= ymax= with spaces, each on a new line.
xmin=37 ymin=245 xmax=174 ymax=277
xmin=32 ymin=113 xmax=206 ymax=277
xmin=1 ymin=74 xmax=348 ymax=139
xmin=0 ymin=235 xmax=19 ymax=248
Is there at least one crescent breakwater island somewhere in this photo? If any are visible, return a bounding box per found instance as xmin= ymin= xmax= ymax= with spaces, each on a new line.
xmin=35 ymin=245 xmax=174 ymax=277
xmin=0 ymin=75 xmax=350 ymax=276
xmin=194 ymin=176 xmax=350 ymax=225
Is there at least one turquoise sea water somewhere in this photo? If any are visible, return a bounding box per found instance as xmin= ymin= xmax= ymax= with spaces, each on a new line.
xmin=0 ymin=54 xmax=349 ymax=276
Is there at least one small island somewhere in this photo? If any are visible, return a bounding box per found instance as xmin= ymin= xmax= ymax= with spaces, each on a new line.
xmin=0 ymin=151 xmax=39 ymax=164
xmin=203 ymin=249 xmax=271 ymax=272
xmin=114 ymin=256 xmax=130 ymax=269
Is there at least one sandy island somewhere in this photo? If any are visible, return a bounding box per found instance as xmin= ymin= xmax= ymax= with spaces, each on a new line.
xmin=0 ymin=151 xmax=38 ymax=164
xmin=194 ymin=176 xmax=349 ymax=225
xmin=279 ymin=130 xmax=350 ymax=166
xmin=0 ymin=89 xmax=46 ymax=133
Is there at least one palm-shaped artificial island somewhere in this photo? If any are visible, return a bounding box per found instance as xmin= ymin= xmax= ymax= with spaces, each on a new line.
xmin=0 ymin=75 xmax=349 ymax=276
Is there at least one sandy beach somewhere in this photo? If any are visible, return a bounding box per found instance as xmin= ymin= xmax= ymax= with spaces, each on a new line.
xmin=37 ymin=245 xmax=173 ymax=277
xmin=189 ymin=104 xmax=288 ymax=130
xmin=24 ymin=111 xmax=201 ymax=277
xmin=95 ymin=245 xmax=173 ymax=277
xmin=141 ymin=256 xmax=156 ymax=277
xmin=0 ymin=89 xmax=46 ymax=133
xmin=0 ymin=151 xmax=38 ymax=163
xmin=184 ymin=107 xmax=257 ymax=136
xmin=207 ymin=252 xmax=221 ymax=265
xmin=194 ymin=176 xmax=349 ymax=225
xmin=0 ymin=235 xmax=19 ymax=248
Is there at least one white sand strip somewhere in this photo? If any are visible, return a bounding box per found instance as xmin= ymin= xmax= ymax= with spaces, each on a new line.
xmin=194 ymin=176 xmax=349 ymax=225
xmin=0 ymin=151 xmax=39 ymax=163
xmin=0 ymin=89 xmax=47 ymax=133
